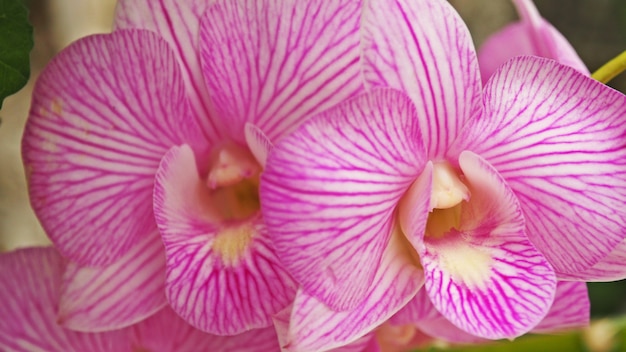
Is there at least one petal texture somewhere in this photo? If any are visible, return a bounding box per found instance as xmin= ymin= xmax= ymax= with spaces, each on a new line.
xmin=23 ymin=30 xmax=203 ymax=266
xmin=154 ymin=145 xmax=297 ymax=335
xmin=114 ymin=0 xmax=221 ymax=143
xmin=560 ymin=239 xmax=626 ymax=281
xmin=261 ymin=89 xmax=426 ymax=310
xmin=200 ymin=0 xmax=363 ymax=142
xmin=281 ymin=230 xmax=424 ymax=352
xmin=421 ymin=152 xmax=556 ymax=339
xmin=131 ymin=307 xmax=280 ymax=351
xmin=450 ymin=56 xmax=626 ymax=276
xmin=533 ymin=281 xmax=589 ymax=333
xmin=362 ymin=0 xmax=482 ymax=158
xmin=0 ymin=247 xmax=130 ymax=352
xmin=58 ymin=232 xmax=167 ymax=332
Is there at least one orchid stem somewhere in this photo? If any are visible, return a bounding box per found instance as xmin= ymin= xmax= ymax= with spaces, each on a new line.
xmin=591 ymin=50 xmax=626 ymax=84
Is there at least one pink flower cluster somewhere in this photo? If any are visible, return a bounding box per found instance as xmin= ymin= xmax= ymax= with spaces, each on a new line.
xmin=2 ymin=0 xmax=626 ymax=351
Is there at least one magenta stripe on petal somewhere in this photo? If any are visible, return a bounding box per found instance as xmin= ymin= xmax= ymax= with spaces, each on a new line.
xmin=58 ymin=232 xmax=167 ymax=332
xmin=154 ymin=145 xmax=297 ymax=335
xmin=261 ymin=89 xmax=426 ymax=310
xmin=23 ymin=30 xmax=205 ymax=266
xmin=282 ymin=230 xmax=424 ymax=352
xmin=533 ymin=281 xmax=589 ymax=333
xmin=0 ymin=247 xmax=130 ymax=351
xmin=362 ymin=0 xmax=482 ymax=159
xmin=559 ymin=239 xmax=626 ymax=282
xmin=114 ymin=0 xmax=222 ymax=143
xmin=450 ymin=56 xmax=626 ymax=277
xmin=421 ymin=152 xmax=556 ymax=339
xmin=200 ymin=0 xmax=363 ymax=142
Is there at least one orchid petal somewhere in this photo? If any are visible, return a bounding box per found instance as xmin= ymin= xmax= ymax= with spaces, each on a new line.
xmin=478 ymin=0 xmax=588 ymax=82
xmin=416 ymin=316 xmax=486 ymax=345
xmin=0 ymin=247 xmax=130 ymax=351
xmin=533 ymin=281 xmax=589 ymax=333
xmin=398 ymin=162 xmax=433 ymax=251
xmin=261 ymin=89 xmax=425 ymax=310
xmin=392 ymin=288 xmax=486 ymax=344
xmin=131 ymin=307 xmax=280 ymax=351
xmin=283 ymin=229 xmax=424 ymax=352
xmin=421 ymin=151 xmax=556 ymax=339
xmin=58 ymin=232 xmax=166 ymax=332
xmin=389 ymin=288 xmax=438 ymax=326
xmin=450 ymin=56 xmax=626 ymax=276
xmin=559 ymin=239 xmax=626 ymax=281
xmin=114 ymin=0 xmax=221 ymax=143
xmin=154 ymin=145 xmax=297 ymax=334
xmin=362 ymin=0 xmax=482 ymax=158
xmin=245 ymin=123 xmax=273 ymax=168
xmin=199 ymin=0 xmax=363 ymax=142
xmin=23 ymin=30 xmax=203 ymax=266
xmin=331 ymin=334 xmax=379 ymax=352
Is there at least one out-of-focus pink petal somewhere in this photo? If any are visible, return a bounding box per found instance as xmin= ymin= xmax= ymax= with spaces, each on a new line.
xmin=154 ymin=145 xmax=296 ymax=335
xmin=114 ymin=0 xmax=221 ymax=143
xmin=421 ymin=152 xmax=556 ymax=339
xmin=330 ymin=334 xmax=379 ymax=352
xmin=532 ymin=281 xmax=589 ymax=333
xmin=261 ymin=89 xmax=425 ymax=310
xmin=417 ymin=316 xmax=487 ymax=345
xmin=58 ymin=232 xmax=166 ymax=332
xmin=560 ymin=240 xmax=626 ymax=281
xmin=245 ymin=123 xmax=273 ymax=168
xmin=362 ymin=0 xmax=482 ymax=159
xmin=478 ymin=0 xmax=588 ymax=82
xmin=282 ymin=230 xmax=424 ymax=352
xmin=392 ymin=283 xmax=486 ymax=344
xmin=450 ymin=56 xmax=626 ymax=277
xmin=390 ymin=288 xmax=438 ymax=326
xmin=131 ymin=307 xmax=280 ymax=351
xmin=23 ymin=30 xmax=204 ymax=266
xmin=200 ymin=0 xmax=363 ymax=142
xmin=0 ymin=247 xmax=130 ymax=351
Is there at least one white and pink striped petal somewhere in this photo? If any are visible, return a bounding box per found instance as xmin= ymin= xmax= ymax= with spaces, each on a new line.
xmin=154 ymin=144 xmax=297 ymax=335
xmin=58 ymin=232 xmax=167 ymax=332
xmin=420 ymin=152 xmax=556 ymax=339
xmin=278 ymin=229 xmax=424 ymax=352
xmin=533 ymin=281 xmax=589 ymax=333
xmin=261 ymin=89 xmax=426 ymax=310
xmin=199 ymin=0 xmax=363 ymax=142
xmin=450 ymin=56 xmax=626 ymax=277
xmin=560 ymin=240 xmax=626 ymax=282
xmin=114 ymin=0 xmax=222 ymax=144
xmin=23 ymin=30 xmax=204 ymax=266
xmin=0 ymin=247 xmax=130 ymax=351
xmin=362 ymin=0 xmax=483 ymax=159
xmin=478 ymin=0 xmax=588 ymax=82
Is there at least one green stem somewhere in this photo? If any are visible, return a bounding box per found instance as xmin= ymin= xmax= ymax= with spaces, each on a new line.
xmin=591 ymin=50 xmax=626 ymax=84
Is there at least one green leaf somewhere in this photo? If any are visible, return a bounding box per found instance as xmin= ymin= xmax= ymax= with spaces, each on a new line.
xmin=0 ymin=0 xmax=32 ymax=108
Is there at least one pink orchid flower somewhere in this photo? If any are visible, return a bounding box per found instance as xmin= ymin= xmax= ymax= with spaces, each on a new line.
xmin=0 ymin=247 xmax=279 ymax=352
xmin=479 ymin=0 xmax=626 ymax=282
xmin=260 ymin=0 xmax=626 ymax=349
xmin=23 ymin=0 xmax=363 ymax=334
xmin=478 ymin=0 xmax=589 ymax=82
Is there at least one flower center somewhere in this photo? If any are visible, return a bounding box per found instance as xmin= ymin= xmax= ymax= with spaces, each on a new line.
xmin=425 ymin=163 xmax=470 ymax=239
xmin=206 ymin=142 xmax=261 ymax=222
